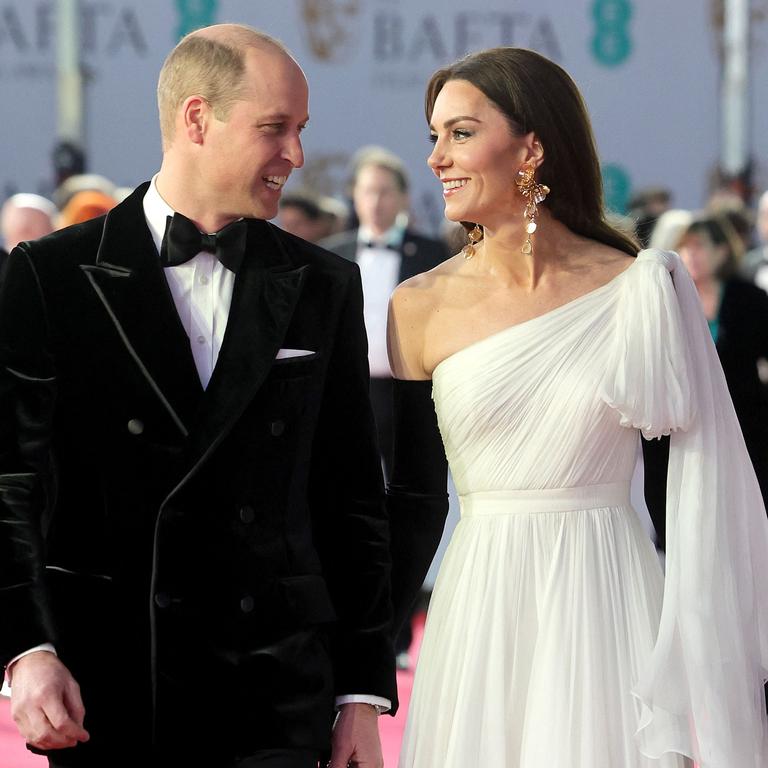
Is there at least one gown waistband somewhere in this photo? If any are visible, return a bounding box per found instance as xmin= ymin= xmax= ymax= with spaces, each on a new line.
xmin=459 ymin=482 xmax=631 ymax=517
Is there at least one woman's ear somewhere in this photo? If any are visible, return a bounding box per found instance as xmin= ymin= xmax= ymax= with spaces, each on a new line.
xmin=528 ymin=134 xmax=545 ymax=168
xmin=519 ymin=132 xmax=545 ymax=169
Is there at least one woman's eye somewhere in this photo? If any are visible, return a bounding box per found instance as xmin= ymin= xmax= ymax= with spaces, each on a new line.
xmin=429 ymin=128 xmax=472 ymax=143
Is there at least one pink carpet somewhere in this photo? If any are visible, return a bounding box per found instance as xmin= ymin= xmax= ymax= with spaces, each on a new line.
xmin=380 ymin=611 xmax=424 ymax=767
xmin=0 ymin=697 xmax=45 ymax=766
xmin=0 ymin=614 xmax=423 ymax=768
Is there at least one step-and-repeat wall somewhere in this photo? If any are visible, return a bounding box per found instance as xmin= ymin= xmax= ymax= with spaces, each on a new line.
xmin=1 ymin=0 xmax=766 ymax=231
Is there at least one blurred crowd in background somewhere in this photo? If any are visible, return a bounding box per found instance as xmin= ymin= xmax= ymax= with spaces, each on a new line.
xmin=3 ymin=141 xmax=768 ymax=672
xmin=4 ymin=143 xmax=767 ymax=275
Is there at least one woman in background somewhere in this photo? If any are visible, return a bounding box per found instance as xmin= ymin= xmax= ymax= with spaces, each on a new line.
xmin=677 ymin=215 xmax=768 ymax=502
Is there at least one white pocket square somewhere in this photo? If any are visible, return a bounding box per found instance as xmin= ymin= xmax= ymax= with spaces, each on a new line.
xmin=276 ymin=348 xmax=315 ymax=360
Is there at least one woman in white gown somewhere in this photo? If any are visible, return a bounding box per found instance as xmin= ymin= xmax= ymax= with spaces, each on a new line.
xmin=386 ymin=47 xmax=768 ymax=768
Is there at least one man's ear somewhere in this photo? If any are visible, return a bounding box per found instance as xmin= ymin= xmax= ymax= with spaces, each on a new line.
xmin=181 ymin=96 xmax=209 ymax=145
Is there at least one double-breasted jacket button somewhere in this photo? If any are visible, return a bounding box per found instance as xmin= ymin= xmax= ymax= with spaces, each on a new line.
xmin=239 ymin=505 xmax=255 ymax=524
xmin=270 ymin=419 xmax=285 ymax=437
xmin=240 ymin=595 xmax=255 ymax=613
xmin=127 ymin=418 xmax=144 ymax=435
xmin=154 ymin=592 xmax=171 ymax=609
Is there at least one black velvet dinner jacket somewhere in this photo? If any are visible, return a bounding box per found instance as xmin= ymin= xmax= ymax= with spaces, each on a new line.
xmin=0 ymin=183 xmax=396 ymax=760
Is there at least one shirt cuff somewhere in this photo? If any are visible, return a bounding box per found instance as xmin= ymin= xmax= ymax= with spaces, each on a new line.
xmin=334 ymin=694 xmax=391 ymax=714
xmin=4 ymin=644 xmax=57 ymax=684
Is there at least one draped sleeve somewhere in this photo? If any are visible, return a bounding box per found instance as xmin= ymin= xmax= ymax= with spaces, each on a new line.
xmin=600 ymin=249 xmax=694 ymax=438
xmin=601 ymin=248 xmax=768 ymax=767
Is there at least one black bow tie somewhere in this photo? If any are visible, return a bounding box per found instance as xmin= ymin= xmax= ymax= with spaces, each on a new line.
xmin=361 ymin=240 xmax=398 ymax=251
xmin=160 ymin=212 xmax=249 ymax=273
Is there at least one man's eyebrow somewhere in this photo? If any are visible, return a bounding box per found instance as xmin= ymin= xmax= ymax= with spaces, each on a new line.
xmin=258 ymin=113 xmax=309 ymax=122
xmin=428 ymin=116 xmax=482 ymax=131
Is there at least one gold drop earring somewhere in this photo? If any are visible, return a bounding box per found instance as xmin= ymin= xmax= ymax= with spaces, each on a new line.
xmin=514 ymin=164 xmax=550 ymax=255
xmin=462 ymin=224 xmax=483 ymax=260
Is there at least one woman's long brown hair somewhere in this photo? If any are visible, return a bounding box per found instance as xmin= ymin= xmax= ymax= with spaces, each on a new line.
xmin=426 ymin=47 xmax=639 ymax=257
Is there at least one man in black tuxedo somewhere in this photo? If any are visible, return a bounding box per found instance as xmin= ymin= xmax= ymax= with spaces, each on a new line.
xmin=321 ymin=149 xmax=447 ymax=670
xmin=321 ymin=149 xmax=448 ymax=479
xmin=0 ymin=24 xmax=394 ymax=768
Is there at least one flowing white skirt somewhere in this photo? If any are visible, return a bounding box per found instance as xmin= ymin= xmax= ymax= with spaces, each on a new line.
xmin=399 ymin=485 xmax=691 ymax=768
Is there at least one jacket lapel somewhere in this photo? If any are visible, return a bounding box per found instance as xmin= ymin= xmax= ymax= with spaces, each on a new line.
xmin=184 ymin=220 xmax=308 ymax=471
xmin=397 ymin=231 xmax=416 ymax=284
xmin=80 ymin=183 xmax=203 ymax=437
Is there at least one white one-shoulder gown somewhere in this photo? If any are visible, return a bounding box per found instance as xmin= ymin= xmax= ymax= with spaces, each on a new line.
xmin=398 ymin=250 xmax=768 ymax=768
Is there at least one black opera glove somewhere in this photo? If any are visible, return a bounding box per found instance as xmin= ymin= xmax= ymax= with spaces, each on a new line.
xmin=641 ymin=434 xmax=669 ymax=552
xmin=387 ymin=379 xmax=449 ymax=636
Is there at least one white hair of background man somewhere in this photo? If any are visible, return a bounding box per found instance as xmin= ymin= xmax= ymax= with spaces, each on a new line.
xmin=1 ymin=193 xmax=59 ymax=250
xmin=4 ymin=193 xmax=58 ymax=221
xmin=649 ymin=208 xmax=694 ymax=251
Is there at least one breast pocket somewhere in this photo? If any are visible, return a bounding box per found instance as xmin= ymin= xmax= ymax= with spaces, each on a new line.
xmin=268 ymin=351 xmax=320 ymax=380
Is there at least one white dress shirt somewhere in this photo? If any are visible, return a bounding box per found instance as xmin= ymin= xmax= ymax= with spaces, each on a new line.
xmin=143 ymin=176 xmax=235 ymax=389
xmin=6 ymin=177 xmax=390 ymax=712
xmin=357 ymin=225 xmax=403 ymax=379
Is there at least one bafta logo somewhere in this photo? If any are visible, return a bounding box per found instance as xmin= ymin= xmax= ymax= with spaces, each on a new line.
xmin=175 ymin=0 xmax=219 ymax=40
xmin=300 ymin=0 xmax=360 ymax=62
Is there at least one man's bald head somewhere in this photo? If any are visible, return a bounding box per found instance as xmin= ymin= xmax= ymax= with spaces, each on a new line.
xmin=1 ymin=193 xmax=57 ymax=250
xmin=157 ymin=24 xmax=294 ymax=150
xmin=189 ymin=22 xmax=286 ymax=48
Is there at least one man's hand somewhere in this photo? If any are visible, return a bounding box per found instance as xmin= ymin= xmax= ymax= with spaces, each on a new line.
xmin=9 ymin=651 xmax=90 ymax=751
xmin=328 ymin=702 xmax=383 ymax=768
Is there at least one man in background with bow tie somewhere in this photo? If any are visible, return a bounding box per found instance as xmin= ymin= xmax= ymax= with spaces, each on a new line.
xmin=322 ymin=148 xmax=447 ymax=670
xmin=0 ymin=24 xmax=394 ymax=768
xmin=322 ymin=148 xmax=448 ymax=483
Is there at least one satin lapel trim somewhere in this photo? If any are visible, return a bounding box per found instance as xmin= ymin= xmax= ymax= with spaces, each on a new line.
xmin=79 ymin=191 xmax=203 ymax=437
xmin=185 ymin=260 xmax=308 ymax=467
xmin=81 ymin=265 xmax=190 ymax=437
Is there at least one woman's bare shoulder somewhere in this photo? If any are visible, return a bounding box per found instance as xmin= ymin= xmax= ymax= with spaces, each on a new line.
xmin=391 ymin=254 xmax=462 ymax=315
xmin=388 ymin=255 xmax=462 ymax=380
